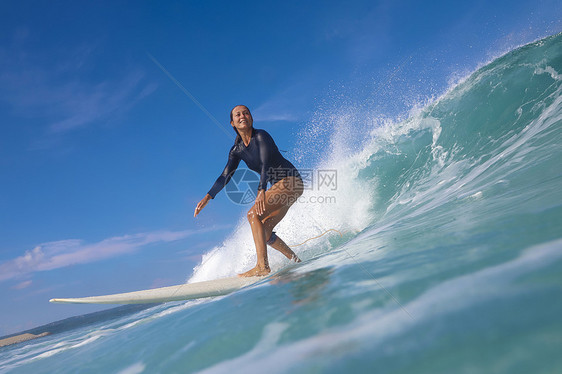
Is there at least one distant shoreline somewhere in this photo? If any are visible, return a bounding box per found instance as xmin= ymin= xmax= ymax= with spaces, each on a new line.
xmin=0 ymin=332 xmax=51 ymax=348
xmin=0 ymin=304 xmax=152 ymax=351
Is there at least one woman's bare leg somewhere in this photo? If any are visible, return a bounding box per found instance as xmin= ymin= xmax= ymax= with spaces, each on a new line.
xmin=243 ymin=208 xmax=270 ymax=277
xmin=268 ymin=235 xmax=301 ymax=262
xmin=261 ymin=206 xmax=301 ymax=261
xmin=240 ymin=177 xmax=303 ymax=277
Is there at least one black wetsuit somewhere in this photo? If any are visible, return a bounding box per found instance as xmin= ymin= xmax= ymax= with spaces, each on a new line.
xmin=207 ymin=128 xmax=301 ymax=198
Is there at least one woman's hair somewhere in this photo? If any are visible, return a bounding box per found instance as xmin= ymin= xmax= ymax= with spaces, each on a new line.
xmin=230 ymin=105 xmax=251 ymax=141
xmin=230 ymin=105 xmax=250 ymax=122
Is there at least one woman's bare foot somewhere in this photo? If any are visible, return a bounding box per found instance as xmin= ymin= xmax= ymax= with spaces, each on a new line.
xmin=291 ymin=255 xmax=302 ymax=263
xmin=238 ymin=265 xmax=271 ymax=277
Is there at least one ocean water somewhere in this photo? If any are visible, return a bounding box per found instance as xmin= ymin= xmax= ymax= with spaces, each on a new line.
xmin=2 ymin=33 xmax=562 ymax=373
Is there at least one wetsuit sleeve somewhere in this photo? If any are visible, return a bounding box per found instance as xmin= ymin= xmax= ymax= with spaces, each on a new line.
xmin=255 ymin=130 xmax=276 ymax=191
xmin=207 ymin=145 xmax=241 ymax=199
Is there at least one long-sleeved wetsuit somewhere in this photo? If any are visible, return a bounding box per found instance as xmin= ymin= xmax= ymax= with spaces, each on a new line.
xmin=207 ymin=129 xmax=301 ymax=198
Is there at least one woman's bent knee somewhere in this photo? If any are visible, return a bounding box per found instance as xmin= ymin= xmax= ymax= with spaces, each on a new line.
xmin=247 ymin=208 xmax=258 ymax=222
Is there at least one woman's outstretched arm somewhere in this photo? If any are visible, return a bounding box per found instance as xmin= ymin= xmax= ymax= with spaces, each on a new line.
xmin=194 ymin=145 xmax=240 ymax=217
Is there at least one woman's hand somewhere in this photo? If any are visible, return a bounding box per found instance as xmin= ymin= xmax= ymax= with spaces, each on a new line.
xmin=194 ymin=194 xmax=212 ymax=217
xmin=255 ymin=189 xmax=266 ymax=216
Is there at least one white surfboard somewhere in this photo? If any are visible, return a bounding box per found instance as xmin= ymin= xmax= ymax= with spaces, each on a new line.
xmin=49 ymin=276 xmax=266 ymax=304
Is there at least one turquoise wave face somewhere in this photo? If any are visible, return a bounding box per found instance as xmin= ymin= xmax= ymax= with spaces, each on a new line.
xmin=359 ymin=32 xmax=562 ymax=227
xmin=2 ymin=34 xmax=562 ymax=374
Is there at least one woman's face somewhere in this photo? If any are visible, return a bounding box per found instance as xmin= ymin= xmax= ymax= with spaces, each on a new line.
xmin=231 ymin=105 xmax=253 ymax=131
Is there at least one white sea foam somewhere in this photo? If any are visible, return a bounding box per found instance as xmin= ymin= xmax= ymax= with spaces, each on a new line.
xmin=33 ymin=334 xmax=103 ymax=360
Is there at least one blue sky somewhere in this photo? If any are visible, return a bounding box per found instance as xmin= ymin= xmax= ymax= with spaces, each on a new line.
xmin=1 ymin=0 xmax=560 ymax=335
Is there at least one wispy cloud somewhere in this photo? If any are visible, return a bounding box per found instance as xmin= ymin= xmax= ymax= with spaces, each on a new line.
xmin=0 ymin=30 xmax=156 ymax=139
xmin=1 ymin=66 xmax=156 ymax=134
xmin=47 ymin=71 xmax=156 ymax=133
xmin=12 ymin=280 xmax=33 ymax=290
xmin=0 ymin=226 xmax=230 ymax=283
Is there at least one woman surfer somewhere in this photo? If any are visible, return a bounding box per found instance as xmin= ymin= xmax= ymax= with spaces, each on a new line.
xmin=194 ymin=105 xmax=303 ymax=277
